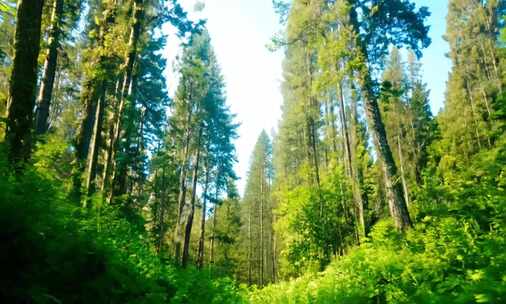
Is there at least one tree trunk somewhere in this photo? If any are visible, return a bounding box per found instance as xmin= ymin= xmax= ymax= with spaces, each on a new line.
xmin=247 ymin=201 xmax=252 ymax=285
xmin=350 ymin=87 xmax=368 ymax=226
xmin=359 ymin=70 xmax=412 ymax=230
xmin=76 ymin=81 xmax=101 ymax=162
xmin=197 ymin=156 xmax=210 ymax=269
xmin=174 ymin=98 xmax=195 ymax=263
xmin=324 ymin=96 xmax=338 ymax=153
xmin=35 ymin=0 xmax=64 ymax=135
xmin=182 ymin=127 xmax=203 ymax=267
xmin=397 ymin=134 xmax=410 ymax=207
xmin=271 ymin=217 xmax=277 ymax=283
xmin=101 ymin=79 xmax=122 ymax=193
xmin=84 ymin=89 xmax=105 ymax=203
xmin=6 ymin=0 xmax=45 ymax=166
xmin=155 ymin=168 xmax=166 ymax=254
xmin=337 ymin=82 xmax=365 ymax=239
xmin=259 ymin=164 xmax=264 ymax=286
xmin=75 ymin=4 xmax=118 ymax=203
xmin=210 ymin=188 xmax=218 ymax=267
xmin=346 ymin=5 xmax=412 ymax=230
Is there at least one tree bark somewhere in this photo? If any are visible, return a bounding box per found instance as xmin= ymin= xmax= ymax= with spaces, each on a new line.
xmin=101 ymin=79 xmax=122 ymax=193
xmin=35 ymin=0 xmax=64 ymax=135
xmin=359 ymin=70 xmax=412 ymax=230
xmin=76 ymin=81 xmax=101 ymax=162
xmin=346 ymin=4 xmax=412 ymax=230
xmin=6 ymin=0 xmax=45 ymax=166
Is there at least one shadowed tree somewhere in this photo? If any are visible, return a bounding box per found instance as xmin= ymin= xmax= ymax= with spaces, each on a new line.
xmin=5 ymin=0 xmax=45 ymax=166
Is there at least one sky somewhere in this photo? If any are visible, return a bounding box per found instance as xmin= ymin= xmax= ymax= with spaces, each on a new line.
xmin=164 ymin=0 xmax=452 ymax=195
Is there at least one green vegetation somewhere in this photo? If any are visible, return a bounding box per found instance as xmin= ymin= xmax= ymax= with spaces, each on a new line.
xmin=0 ymin=142 xmax=244 ymax=303
xmin=249 ymin=138 xmax=506 ymax=303
xmin=0 ymin=0 xmax=505 ymax=303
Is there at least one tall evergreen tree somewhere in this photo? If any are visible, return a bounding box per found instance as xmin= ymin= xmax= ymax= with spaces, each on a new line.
xmin=35 ymin=0 xmax=64 ymax=134
xmin=242 ymin=131 xmax=275 ymax=286
xmin=5 ymin=0 xmax=44 ymax=165
xmin=439 ymin=0 xmax=505 ymax=171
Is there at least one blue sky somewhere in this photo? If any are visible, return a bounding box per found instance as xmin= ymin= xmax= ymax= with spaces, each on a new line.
xmin=164 ymin=0 xmax=452 ymax=194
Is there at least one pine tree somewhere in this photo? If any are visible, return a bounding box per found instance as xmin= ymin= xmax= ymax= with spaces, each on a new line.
xmin=168 ymin=30 xmax=237 ymax=267
xmin=242 ymin=131 xmax=275 ymax=286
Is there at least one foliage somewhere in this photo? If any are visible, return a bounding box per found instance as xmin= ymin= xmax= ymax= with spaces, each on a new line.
xmin=1 ymin=0 xmax=505 ymax=302
xmin=0 ymin=144 xmax=244 ymax=303
xmin=249 ymin=141 xmax=506 ymax=303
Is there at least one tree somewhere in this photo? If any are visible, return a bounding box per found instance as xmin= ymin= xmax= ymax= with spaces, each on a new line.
xmin=103 ymin=0 xmax=145 ymax=202
xmin=172 ymin=31 xmax=210 ymax=264
xmin=438 ymin=0 xmax=505 ymax=173
xmin=34 ymin=0 xmax=64 ymax=134
xmin=344 ymin=0 xmax=431 ymax=230
xmin=5 ymin=0 xmax=44 ymax=166
xmin=169 ymin=30 xmax=237 ymax=267
xmin=242 ymin=131 xmax=275 ymax=285
xmin=0 ymin=0 xmax=16 ymax=115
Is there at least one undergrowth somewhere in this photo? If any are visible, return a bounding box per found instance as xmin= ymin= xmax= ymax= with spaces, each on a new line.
xmin=0 ymin=144 xmax=244 ymax=303
xmin=249 ymin=142 xmax=506 ymax=303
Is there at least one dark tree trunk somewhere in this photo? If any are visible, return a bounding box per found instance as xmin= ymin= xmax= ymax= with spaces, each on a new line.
xmin=35 ymin=0 xmax=64 ymax=135
xmin=76 ymin=80 xmax=100 ymax=162
xmin=182 ymin=127 xmax=203 ymax=267
xmin=6 ymin=0 xmax=45 ymax=166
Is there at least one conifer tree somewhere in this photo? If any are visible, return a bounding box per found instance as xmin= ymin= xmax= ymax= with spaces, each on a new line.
xmin=439 ymin=0 xmax=505 ymax=170
xmin=5 ymin=0 xmax=44 ymax=165
xmin=35 ymin=0 xmax=64 ymax=134
xmin=243 ymin=131 xmax=275 ymax=286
